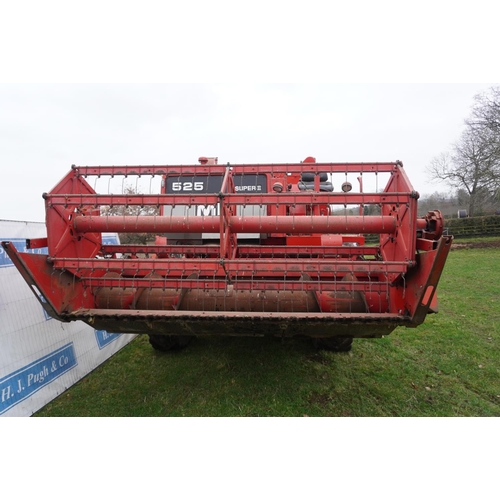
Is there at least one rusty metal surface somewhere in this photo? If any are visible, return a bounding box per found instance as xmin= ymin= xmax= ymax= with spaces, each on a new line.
xmin=72 ymin=162 xmax=401 ymax=177
xmin=66 ymin=308 xmax=406 ymax=338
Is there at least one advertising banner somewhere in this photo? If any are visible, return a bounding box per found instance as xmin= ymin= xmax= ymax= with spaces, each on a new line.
xmin=0 ymin=220 xmax=136 ymax=417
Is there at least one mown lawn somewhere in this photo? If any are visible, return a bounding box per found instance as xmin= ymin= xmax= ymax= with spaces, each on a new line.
xmin=35 ymin=242 xmax=500 ymax=417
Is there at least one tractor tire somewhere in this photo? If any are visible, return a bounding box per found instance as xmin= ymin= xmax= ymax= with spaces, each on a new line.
xmin=148 ymin=334 xmax=193 ymax=352
xmin=314 ymin=337 xmax=353 ymax=352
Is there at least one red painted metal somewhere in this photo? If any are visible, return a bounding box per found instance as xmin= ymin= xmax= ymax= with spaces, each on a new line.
xmin=72 ymin=214 xmax=397 ymax=235
xmin=100 ymin=244 xmax=380 ymax=258
xmin=1 ymin=156 xmax=452 ymax=341
xmin=26 ymin=237 xmax=48 ymax=249
xmin=71 ymin=162 xmax=400 ymax=176
xmin=45 ymin=192 xmax=416 ymax=207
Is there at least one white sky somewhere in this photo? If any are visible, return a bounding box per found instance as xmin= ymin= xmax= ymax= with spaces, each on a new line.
xmin=1 ymin=83 xmax=498 ymax=221
xmin=0 ymin=1 xmax=499 ymax=223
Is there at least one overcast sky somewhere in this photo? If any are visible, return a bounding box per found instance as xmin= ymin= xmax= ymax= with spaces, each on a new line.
xmin=1 ymin=3 xmax=499 ymax=223
xmin=0 ymin=83 xmax=497 ymax=222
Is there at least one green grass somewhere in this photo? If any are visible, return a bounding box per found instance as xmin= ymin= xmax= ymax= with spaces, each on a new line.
xmin=35 ymin=242 xmax=500 ymax=417
xmin=451 ymin=235 xmax=500 ymax=243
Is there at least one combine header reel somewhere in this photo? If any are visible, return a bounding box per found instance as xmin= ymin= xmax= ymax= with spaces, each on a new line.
xmin=2 ymin=156 xmax=452 ymax=352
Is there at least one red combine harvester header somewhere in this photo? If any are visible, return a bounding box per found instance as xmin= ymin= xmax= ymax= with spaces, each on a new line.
xmin=2 ymin=156 xmax=452 ymax=352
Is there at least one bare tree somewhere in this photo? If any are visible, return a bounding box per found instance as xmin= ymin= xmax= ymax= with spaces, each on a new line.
xmin=468 ymin=86 xmax=500 ymax=133
xmin=101 ymin=185 xmax=160 ymax=245
xmin=427 ymin=87 xmax=500 ymax=216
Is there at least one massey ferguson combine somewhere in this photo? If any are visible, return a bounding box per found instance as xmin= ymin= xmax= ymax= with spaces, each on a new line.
xmin=2 ymin=156 xmax=452 ymax=352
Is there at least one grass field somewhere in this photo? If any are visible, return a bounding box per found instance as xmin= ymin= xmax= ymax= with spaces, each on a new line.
xmin=34 ymin=241 xmax=500 ymax=417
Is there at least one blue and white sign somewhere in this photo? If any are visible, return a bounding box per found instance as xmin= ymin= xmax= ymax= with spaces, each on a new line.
xmin=0 ymin=344 xmax=77 ymax=415
xmin=0 ymin=220 xmax=136 ymax=417
xmin=95 ymin=330 xmax=121 ymax=350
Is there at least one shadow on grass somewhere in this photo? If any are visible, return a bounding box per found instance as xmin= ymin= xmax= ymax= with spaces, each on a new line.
xmin=36 ymin=326 xmax=500 ymax=417
xmin=36 ymin=335 xmax=362 ymax=417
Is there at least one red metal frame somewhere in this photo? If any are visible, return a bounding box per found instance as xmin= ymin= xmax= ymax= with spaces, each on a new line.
xmin=1 ymin=157 xmax=452 ymax=339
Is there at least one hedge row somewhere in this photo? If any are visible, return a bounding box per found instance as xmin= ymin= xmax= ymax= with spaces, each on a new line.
xmin=444 ymin=215 xmax=500 ymax=238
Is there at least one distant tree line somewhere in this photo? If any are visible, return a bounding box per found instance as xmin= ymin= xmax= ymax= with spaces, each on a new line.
xmin=427 ymin=87 xmax=500 ymax=217
xmin=417 ymin=190 xmax=499 ymax=218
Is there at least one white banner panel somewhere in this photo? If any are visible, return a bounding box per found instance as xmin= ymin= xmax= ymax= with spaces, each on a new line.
xmin=0 ymin=220 xmax=136 ymax=417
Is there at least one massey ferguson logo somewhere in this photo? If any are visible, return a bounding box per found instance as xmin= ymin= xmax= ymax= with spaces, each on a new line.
xmin=196 ymin=205 xmax=220 ymax=216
